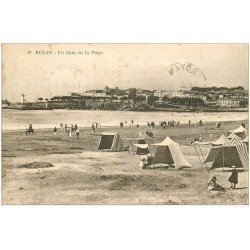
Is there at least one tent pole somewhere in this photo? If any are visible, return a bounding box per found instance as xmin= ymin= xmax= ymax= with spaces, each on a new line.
xmin=198 ymin=144 xmax=209 ymax=172
xmin=130 ymin=140 xmax=135 ymax=155
xmin=222 ymin=146 xmax=224 ymax=172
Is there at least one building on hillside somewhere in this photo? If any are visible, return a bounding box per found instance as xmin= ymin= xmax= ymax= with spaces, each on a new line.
xmin=2 ymin=99 xmax=10 ymax=108
xmin=217 ymin=98 xmax=242 ymax=107
xmin=83 ymin=90 xmax=110 ymax=97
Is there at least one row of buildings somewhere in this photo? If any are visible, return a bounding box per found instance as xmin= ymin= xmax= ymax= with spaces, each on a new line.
xmin=2 ymin=85 xmax=248 ymax=110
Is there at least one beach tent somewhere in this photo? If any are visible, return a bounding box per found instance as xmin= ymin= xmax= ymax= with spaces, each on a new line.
xmin=195 ymin=134 xmax=229 ymax=146
xmin=204 ymin=137 xmax=248 ymax=170
xmin=98 ymin=132 xmax=125 ymax=152
xmin=152 ymin=136 xmax=191 ymax=169
xmin=123 ymin=131 xmax=153 ymax=155
xmin=229 ymin=125 xmax=247 ymax=139
xmin=133 ymin=132 xmax=153 ymax=155
xmin=214 ymin=134 xmax=230 ymax=145
xmin=242 ymin=136 xmax=248 ymax=144
xmin=227 ymin=133 xmax=241 ymax=140
xmin=133 ymin=143 xmax=150 ymax=155
xmin=138 ymin=131 xmax=153 ymax=144
xmin=242 ymin=136 xmax=248 ymax=149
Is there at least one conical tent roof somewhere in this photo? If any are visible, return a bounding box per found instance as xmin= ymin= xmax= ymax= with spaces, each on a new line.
xmin=138 ymin=131 xmax=153 ymax=144
xmin=152 ymin=136 xmax=177 ymax=146
xmin=242 ymin=136 xmax=248 ymax=143
xmin=214 ymin=134 xmax=230 ymax=145
xmin=227 ymin=133 xmax=241 ymax=139
xmin=152 ymin=136 xmax=191 ymax=169
xmin=229 ymin=125 xmax=247 ymax=139
xmin=230 ymin=125 xmax=247 ymax=133
xmin=194 ymin=134 xmax=229 ymax=146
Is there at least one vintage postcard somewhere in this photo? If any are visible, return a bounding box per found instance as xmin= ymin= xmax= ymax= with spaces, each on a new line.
xmin=1 ymin=44 xmax=248 ymax=205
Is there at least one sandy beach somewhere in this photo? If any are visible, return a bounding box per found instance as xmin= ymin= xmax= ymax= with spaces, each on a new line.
xmin=2 ymin=119 xmax=248 ymax=205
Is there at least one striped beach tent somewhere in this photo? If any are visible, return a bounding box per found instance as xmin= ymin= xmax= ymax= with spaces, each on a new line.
xmin=229 ymin=125 xmax=247 ymax=139
xmin=227 ymin=133 xmax=241 ymax=139
xmin=204 ymin=137 xmax=248 ymax=170
xmin=214 ymin=134 xmax=230 ymax=145
xmin=242 ymin=136 xmax=248 ymax=144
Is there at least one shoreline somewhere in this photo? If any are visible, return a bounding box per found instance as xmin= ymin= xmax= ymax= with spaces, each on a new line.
xmin=3 ymin=107 xmax=249 ymax=112
xmin=2 ymin=117 xmax=248 ymax=132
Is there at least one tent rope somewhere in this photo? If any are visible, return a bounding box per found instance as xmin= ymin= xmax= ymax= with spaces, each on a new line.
xmin=193 ymin=144 xmax=208 ymax=171
xmin=197 ymin=144 xmax=209 ymax=172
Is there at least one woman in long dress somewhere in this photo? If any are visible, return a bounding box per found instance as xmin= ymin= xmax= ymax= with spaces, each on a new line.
xmin=228 ymin=166 xmax=238 ymax=189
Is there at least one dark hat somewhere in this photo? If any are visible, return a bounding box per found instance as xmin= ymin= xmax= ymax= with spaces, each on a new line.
xmin=212 ymin=176 xmax=217 ymax=181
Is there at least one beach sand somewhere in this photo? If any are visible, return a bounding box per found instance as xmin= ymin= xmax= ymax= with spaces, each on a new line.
xmin=2 ymin=120 xmax=248 ymax=205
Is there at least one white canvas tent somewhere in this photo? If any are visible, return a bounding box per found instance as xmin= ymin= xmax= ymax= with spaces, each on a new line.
xmin=229 ymin=125 xmax=247 ymax=139
xmin=204 ymin=137 xmax=249 ymax=170
xmin=98 ymin=132 xmax=125 ymax=152
xmin=152 ymin=136 xmax=191 ymax=169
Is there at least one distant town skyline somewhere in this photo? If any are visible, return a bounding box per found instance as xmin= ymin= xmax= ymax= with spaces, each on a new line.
xmin=2 ymin=44 xmax=248 ymax=102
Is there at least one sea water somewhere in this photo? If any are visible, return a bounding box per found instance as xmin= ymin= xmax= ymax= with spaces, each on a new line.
xmin=1 ymin=109 xmax=248 ymax=131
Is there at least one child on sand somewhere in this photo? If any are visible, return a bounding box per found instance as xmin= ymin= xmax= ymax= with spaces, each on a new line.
xmin=207 ymin=176 xmax=225 ymax=191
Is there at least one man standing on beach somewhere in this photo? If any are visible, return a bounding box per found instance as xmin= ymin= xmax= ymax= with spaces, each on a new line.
xmin=91 ymin=124 xmax=95 ymax=133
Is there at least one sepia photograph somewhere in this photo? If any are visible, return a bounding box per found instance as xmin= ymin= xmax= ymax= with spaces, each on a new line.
xmin=1 ymin=43 xmax=249 ymax=205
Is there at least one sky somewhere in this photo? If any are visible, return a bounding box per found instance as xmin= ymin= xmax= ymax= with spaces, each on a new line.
xmin=2 ymin=44 xmax=248 ymax=102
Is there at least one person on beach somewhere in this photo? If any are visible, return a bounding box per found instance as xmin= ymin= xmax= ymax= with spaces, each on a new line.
xmin=131 ymin=120 xmax=134 ymax=125
xmin=60 ymin=123 xmax=63 ymax=130
xmin=139 ymin=158 xmax=147 ymax=169
xmin=136 ymin=124 xmax=139 ymax=128
xmin=228 ymin=166 xmax=238 ymax=189
xmin=91 ymin=124 xmax=95 ymax=133
xmin=210 ymin=134 xmax=213 ymax=141
xmin=188 ymin=120 xmax=191 ymax=126
xmin=148 ymin=130 xmax=153 ymax=138
xmin=53 ymin=127 xmax=57 ymax=135
xmin=146 ymin=153 xmax=153 ymax=166
xmin=69 ymin=127 xmax=72 ymax=137
xmin=207 ymin=176 xmax=225 ymax=191
xmin=65 ymin=124 xmax=68 ymax=132
xmin=75 ymin=129 xmax=80 ymax=139
xmin=75 ymin=124 xmax=78 ymax=131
